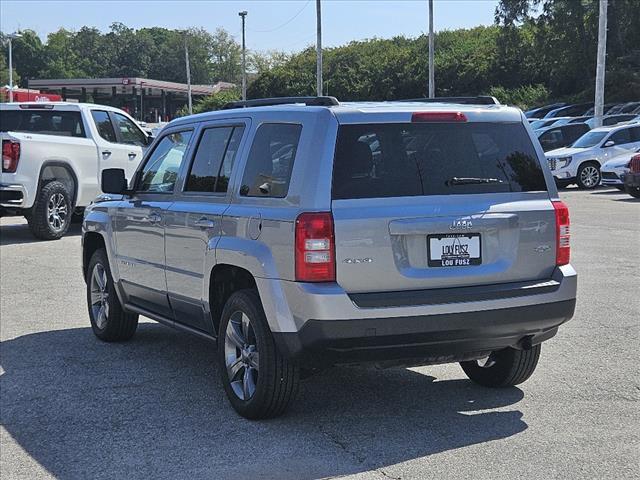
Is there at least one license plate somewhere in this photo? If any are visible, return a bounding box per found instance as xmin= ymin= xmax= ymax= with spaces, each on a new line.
xmin=428 ymin=233 xmax=481 ymax=267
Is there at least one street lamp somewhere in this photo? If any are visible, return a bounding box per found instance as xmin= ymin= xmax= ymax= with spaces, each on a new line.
xmin=6 ymin=32 xmax=22 ymax=103
xmin=239 ymin=11 xmax=248 ymax=101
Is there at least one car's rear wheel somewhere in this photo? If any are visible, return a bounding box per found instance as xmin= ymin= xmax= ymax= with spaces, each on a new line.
xmin=626 ymin=186 xmax=640 ymax=198
xmin=86 ymin=249 xmax=138 ymax=342
xmin=28 ymin=181 xmax=72 ymax=240
xmin=576 ymin=163 xmax=601 ymax=190
xmin=460 ymin=345 xmax=541 ymax=387
xmin=217 ymin=289 xmax=299 ymax=419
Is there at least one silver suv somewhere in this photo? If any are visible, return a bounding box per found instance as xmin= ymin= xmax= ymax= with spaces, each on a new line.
xmin=82 ymin=96 xmax=577 ymax=419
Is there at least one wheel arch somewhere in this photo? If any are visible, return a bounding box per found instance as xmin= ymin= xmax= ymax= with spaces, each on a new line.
xmin=208 ymin=264 xmax=258 ymax=335
xmin=37 ymin=161 xmax=79 ymax=207
xmin=83 ymin=231 xmax=106 ymax=281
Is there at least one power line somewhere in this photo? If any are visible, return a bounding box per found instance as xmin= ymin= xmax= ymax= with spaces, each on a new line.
xmin=247 ymin=0 xmax=311 ymax=33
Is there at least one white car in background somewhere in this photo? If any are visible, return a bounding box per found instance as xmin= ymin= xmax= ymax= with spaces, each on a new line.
xmin=600 ymin=147 xmax=640 ymax=190
xmin=545 ymin=123 xmax=640 ymax=189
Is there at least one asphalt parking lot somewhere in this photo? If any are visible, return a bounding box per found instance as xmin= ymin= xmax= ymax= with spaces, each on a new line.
xmin=1 ymin=187 xmax=638 ymax=480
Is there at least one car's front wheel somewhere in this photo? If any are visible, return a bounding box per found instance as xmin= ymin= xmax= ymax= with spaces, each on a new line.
xmin=86 ymin=249 xmax=138 ymax=341
xmin=217 ymin=289 xmax=299 ymax=419
xmin=576 ymin=162 xmax=601 ymax=190
xmin=460 ymin=345 xmax=541 ymax=387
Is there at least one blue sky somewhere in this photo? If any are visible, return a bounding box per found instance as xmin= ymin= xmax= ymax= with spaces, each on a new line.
xmin=1 ymin=0 xmax=499 ymax=52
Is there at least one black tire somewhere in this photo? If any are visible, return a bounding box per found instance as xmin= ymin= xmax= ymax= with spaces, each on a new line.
xmin=576 ymin=162 xmax=601 ymax=190
xmin=217 ymin=289 xmax=299 ymax=419
xmin=460 ymin=345 xmax=541 ymax=387
xmin=27 ymin=181 xmax=72 ymax=240
xmin=86 ymin=248 xmax=138 ymax=342
xmin=71 ymin=207 xmax=85 ymax=224
xmin=626 ymin=186 xmax=640 ymax=198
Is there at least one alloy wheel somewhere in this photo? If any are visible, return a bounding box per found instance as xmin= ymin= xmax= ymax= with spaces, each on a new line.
xmin=47 ymin=193 xmax=69 ymax=232
xmin=90 ymin=263 xmax=110 ymax=329
xmin=580 ymin=166 xmax=600 ymax=188
xmin=224 ymin=311 xmax=259 ymax=401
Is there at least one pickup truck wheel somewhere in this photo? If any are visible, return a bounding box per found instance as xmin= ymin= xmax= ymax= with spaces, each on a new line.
xmin=576 ymin=163 xmax=601 ymax=190
xmin=460 ymin=344 xmax=541 ymax=387
xmin=218 ymin=289 xmax=299 ymax=419
xmin=86 ymin=249 xmax=138 ymax=342
xmin=27 ymin=181 xmax=72 ymax=240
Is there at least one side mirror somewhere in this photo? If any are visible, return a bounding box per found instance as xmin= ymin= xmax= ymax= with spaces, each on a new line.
xmin=145 ymin=134 xmax=155 ymax=146
xmin=101 ymin=168 xmax=128 ymax=194
xmin=604 ymin=140 xmax=615 ymax=147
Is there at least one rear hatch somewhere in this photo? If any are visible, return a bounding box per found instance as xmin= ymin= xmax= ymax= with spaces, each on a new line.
xmin=331 ymin=112 xmax=556 ymax=294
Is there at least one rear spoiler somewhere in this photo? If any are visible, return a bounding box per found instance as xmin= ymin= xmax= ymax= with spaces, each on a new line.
xmin=398 ymin=96 xmax=500 ymax=106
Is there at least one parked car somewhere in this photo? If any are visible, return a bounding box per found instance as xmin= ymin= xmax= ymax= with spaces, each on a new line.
xmin=583 ymin=103 xmax=619 ymax=116
xmin=536 ymin=123 xmax=590 ymax=152
xmin=607 ymin=101 xmax=640 ymax=115
xmin=584 ymin=114 xmax=638 ymax=129
xmin=544 ymin=103 xmax=592 ymax=118
xmin=530 ymin=118 xmax=569 ymax=130
xmin=567 ymin=116 xmax=593 ymax=124
xmin=82 ymin=96 xmax=577 ymax=419
xmin=546 ymin=123 xmax=640 ymax=189
xmin=525 ymin=102 xmax=566 ymax=119
xmin=624 ymin=152 xmax=640 ymax=198
xmin=600 ymin=148 xmax=640 ymax=190
xmin=1 ymin=102 xmax=151 ymax=239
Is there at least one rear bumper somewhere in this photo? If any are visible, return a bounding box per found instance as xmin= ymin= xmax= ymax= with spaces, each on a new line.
xmin=273 ymin=299 xmax=575 ymax=366
xmin=264 ymin=265 xmax=577 ymax=366
xmin=0 ymin=183 xmax=27 ymax=209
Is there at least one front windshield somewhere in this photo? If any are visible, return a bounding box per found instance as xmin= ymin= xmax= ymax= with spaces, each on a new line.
xmin=572 ymin=131 xmax=608 ymax=148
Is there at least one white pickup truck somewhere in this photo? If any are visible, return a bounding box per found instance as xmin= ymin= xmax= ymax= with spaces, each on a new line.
xmin=1 ymin=102 xmax=151 ymax=239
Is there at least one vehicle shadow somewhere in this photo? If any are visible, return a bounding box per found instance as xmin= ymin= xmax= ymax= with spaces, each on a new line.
xmin=1 ymin=325 xmax=527 ymax=480
xmin=0 ymin=222 xmax=81 ymax=246
xmin=615 ymin=197 xmax=640 ymax=202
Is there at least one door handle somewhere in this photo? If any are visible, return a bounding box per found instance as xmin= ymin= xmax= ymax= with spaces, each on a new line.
xmin=194 ymin=217 xmax=215 ymax=229
xmin=102 ymin=150 xmax=112 ymax=158
xmin=128 ymin=152 xmax=137 ymax=160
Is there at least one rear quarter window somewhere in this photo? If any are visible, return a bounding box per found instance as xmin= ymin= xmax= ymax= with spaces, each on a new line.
xmin=332 ymin=122 xmax=547 ymax=200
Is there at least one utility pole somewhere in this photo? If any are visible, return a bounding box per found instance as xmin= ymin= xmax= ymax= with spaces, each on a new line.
xmin=7 ymin=32 xmax=22 ymax=102
xmin=239 ymin=11 xmax=248 ymax=101
xmin=428 ymin=0 xmax=435 ymax=98
xmin=316 ymin=0 xmax=323 ymax=97
xmin=594 ymin=0 xmax=608 ymax=128
xmin=184 ymin=35 xmax=192 ymax=115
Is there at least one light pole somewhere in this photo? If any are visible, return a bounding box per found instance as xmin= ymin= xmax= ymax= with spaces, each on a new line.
xmin=428 ymin=0 xmax=434 ymax=98
xmin=594 ymin=0 xmax=608 ymax=128
xmin=7 ymin=32 xmax=22 ymax=103
xmin=239 ymin=11 xmax=248 ymax=101
xmin=316 ymin=0 xmax=322 ymax=97
xmin=184 ymin=34 xmax=192 ymax=115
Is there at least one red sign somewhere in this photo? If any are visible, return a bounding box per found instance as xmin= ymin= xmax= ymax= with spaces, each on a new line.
xmin=1 ymin=89 xmax=62 ymax=102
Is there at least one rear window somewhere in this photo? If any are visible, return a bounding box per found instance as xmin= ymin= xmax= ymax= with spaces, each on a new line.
xmin=0 ymin=110 xmax=85 ymax=138
xmin=332 ymin=122 xmax=547 ymax=200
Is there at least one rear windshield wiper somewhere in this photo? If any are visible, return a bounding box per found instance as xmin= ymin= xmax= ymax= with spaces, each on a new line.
xmin=446 ymin=177 xmax=504 ymax=186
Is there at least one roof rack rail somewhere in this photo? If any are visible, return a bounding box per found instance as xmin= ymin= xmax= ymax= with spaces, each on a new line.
xmin=222 ymin=96 xmax=340 ymax=110
xmin=398 ymin=96 xmax=500 ymax=105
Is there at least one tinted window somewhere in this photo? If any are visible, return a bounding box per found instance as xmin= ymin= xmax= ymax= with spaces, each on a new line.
xmin=565 ymin=124 xmax=589 ymax=143
xmin=1 ymin=110 xmax=85 ymax=137
xmin=538 ymin=129 xmax=563 ymax=152
xmin=240 ymin=123 xmax=302 ymax=197
xmin=112 ymin=112 xmax=148 ymax=146
xmin=185 ymin=126 xmax=243 ymax=193
xmin=138 ymin=131 xmax=192 ymax=193
xmin=630 ymin=126 xmax=640 ymax=142
xmin=91 ymin=111 xmax=117 ymax=143
xmin=216 ymin=127 xmax=244 ymax=193
xmin=609 ymin=128 xmax=631 ymax=145
xmin=332 ymin=122 xmax=547 ymax=200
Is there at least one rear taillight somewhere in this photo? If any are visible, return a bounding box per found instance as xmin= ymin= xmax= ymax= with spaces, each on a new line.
xmin=629 ymin=154 xmax=640 ymax=174
xmin=2 ymin=140 xmax=21 ymax=173
xmin=295 ymin=212 xmax=336 ymax=282
xmin=553 ymin=200 xmax=570 ymax=266
xmin=411 ymin=111 xmax=467 ymax=122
